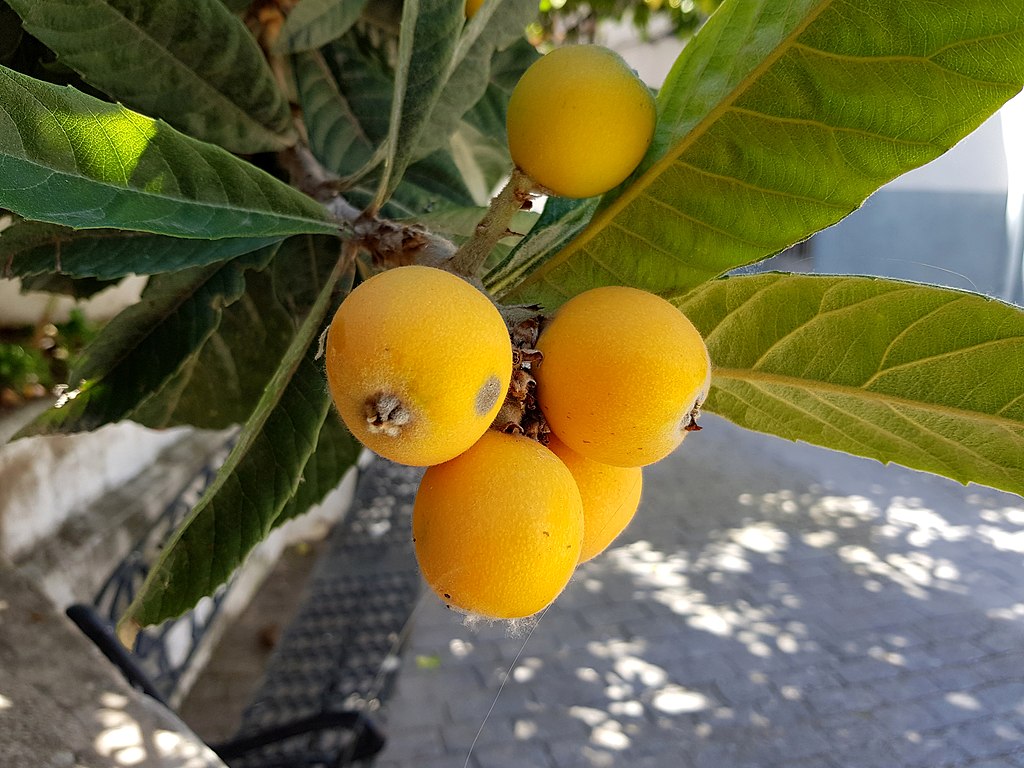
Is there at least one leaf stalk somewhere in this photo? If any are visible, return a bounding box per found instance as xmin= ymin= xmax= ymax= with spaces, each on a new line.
xmin=447 ymin=167 xmax=536 ymax=279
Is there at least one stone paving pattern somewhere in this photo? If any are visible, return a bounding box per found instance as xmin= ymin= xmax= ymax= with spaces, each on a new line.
xmin=372 ymin=415 xmax=1024 ymax=768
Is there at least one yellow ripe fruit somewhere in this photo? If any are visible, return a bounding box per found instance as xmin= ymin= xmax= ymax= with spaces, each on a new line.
xmin=546 ymin=434 xmax=642 ymax=562
xmin=325 ymin=265 xmax=512 ymax=467
xmin=506 ymin=45 xmax=656 ymax=199
xmin=535 ymin=286 xmax=711 ymax=467
xmin=413 ymin=430 xmax=584 ymax=619
xmin=464 ymin=0 xmax=484 ymax=17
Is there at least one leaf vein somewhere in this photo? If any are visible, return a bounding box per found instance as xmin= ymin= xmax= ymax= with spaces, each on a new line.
xmin=643 ymin=193 xmax=778 ymax=250
xmin=674 ymin=159 xmax=851 ymax=210
xmin=749 ymin=284 xmax=920 ymax=369
xmin=865 ymin=336 xmax=1024 ymax=388
xmin=727 ymin=105 xmax=943 ymax=149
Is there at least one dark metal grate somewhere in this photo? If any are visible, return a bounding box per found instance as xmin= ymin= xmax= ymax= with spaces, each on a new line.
xmin=227 ymin=460 xmax=424 ymax=768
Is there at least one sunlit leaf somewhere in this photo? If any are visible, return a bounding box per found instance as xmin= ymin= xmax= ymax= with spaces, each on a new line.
xmin=680 ymin=273 xmax=1024 ymax=498
xmin=0 ymin=66 xmax=337 ymax=238
xmin=502 ymin=0 xmax=1024 ymax=307
xmin=6 ymin=0 xmax=295 ymax=153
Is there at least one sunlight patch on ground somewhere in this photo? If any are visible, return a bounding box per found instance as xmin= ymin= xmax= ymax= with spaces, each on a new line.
xmin=600 ymin=533 xmax=816 ymax=661
xmin=987 ymin=602 xmax=1024 ymax=621
xmin=944 ymin=691 xmax=982 ymax=711
xmin=651 ymin=685 xmax=710 ymax=715
xmin=731 ymin=522 xmax=790 ymax=554
xmin=880 ymin=497 xmax=972 ymax=547
xmin=94 ymin=691 xmax=216 ymax=767
xmin=976 ymin=525 xmax=1024 ymax=554
xmin=512 ymin=656 xmax=543 ymax=683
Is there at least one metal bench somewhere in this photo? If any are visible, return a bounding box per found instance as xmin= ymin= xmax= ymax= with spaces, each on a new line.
xmin=67 ymin=445 xmax=424 ymax=768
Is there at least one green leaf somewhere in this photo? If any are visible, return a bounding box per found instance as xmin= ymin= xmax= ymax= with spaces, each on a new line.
xmin=373 ymin=0 xmax=463 ymax=209
xmin=274 ymin=415 xmax=361 ymax=528
xmin=0 ymin=66 xmax=337 ymax=238
xmin=119 ymin=253 xmax=351 ymax=630
xmin=680 ymin=273 xmax=1024 ymax=498
xmin=460 ymin=36 xmax=539 ymax=148
xmin=386 ymin=149 xmax=477 ymax=217
xmin=6 ymin=0 xmax=295 ymax=153
xmin=502 ymin=0 xmax=1024 ymax=308
xmin=410 ymin=206 xmax=537 ymax=243
xmin=293 ymin=49 xmax=376 ymax=178
xmin=415 ymin=0 xmax=538 ymax=161
xmin=346 ymin=148 xmax=478 ymax=219
xmin=324 ymin=31 xmax=395 ymax=146
xmin=19 ymin=272 xmax=120 ymax=299
xmin=30 ymin=247 xmax=277 ymax=434
xmin=1 ymin=220 xmax=278 ymax=280
xmin=277 ymin=0 xmax=370 ymax=53
xmin=133 ymin=236 xmax=344 ymax=430
xmin=485 ymin=197 xmax=599 ymax=296
xmin=452 ymin=37 xmax=540 ymax=202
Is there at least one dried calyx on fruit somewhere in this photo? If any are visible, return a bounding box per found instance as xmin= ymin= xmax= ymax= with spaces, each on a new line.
xmin=489 ymin=304 xmax=550 ymax=443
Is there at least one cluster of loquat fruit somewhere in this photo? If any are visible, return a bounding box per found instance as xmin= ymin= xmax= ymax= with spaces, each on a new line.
xmin=323 ymin=44 xmax=711 ymax=621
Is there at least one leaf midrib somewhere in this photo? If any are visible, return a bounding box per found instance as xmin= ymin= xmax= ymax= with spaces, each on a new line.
xmin=737 ymin=371 xmax=1012 ymax=484
xmin=530 ymin=0 xmax=836 ymax=275
xmin=2 ymin=151 xmax=333 ymax=233
xmin=713 ymin=366 xmax=1024 ymax=431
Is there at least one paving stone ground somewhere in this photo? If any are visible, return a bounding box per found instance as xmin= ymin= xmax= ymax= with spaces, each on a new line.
xmin=372 ymin=415 xmax=1024 ymax=768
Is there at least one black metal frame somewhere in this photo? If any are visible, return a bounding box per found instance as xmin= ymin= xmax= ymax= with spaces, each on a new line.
xmin=65 ymin=436 xmax=393 ymax=767
xmin=88 ymin=439 xmax=233 ymax=702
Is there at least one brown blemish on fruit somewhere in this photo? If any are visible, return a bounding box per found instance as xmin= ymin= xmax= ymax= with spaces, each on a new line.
xmin=365 ymin=392 xmax=411 ymax=437
xmin=475 ymin=375 xmax=503 ymax=416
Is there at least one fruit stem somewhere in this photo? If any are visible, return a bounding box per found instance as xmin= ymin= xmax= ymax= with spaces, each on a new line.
xmin=447 ymin=168 xmax=536 ymax=279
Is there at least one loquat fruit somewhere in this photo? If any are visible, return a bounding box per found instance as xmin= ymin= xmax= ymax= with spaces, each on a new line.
xmin=546 ymin=433 xmax=642 ymax=562
xmin=413 ymin=430 xmax=584 ymax=619
xmin=325 ymin=265 xmax=512 ymax=467
xmin=506 ymin=45 xmax=656 ymax=199
xmin=534 ymin=285 xmax=710 ymax=467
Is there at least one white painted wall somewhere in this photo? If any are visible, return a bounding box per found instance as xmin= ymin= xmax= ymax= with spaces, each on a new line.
xmin=0 ymin=275 xmax=147 ymax=326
